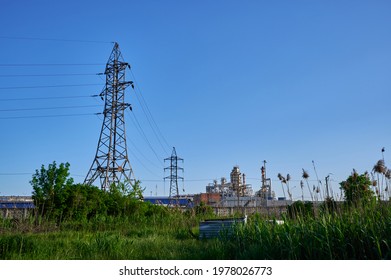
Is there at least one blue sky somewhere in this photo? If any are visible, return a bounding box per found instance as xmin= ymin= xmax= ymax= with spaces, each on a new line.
xmin=0 ymin=0 xmax=390 ymax=200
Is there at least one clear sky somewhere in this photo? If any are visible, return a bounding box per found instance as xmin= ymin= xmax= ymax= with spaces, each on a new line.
xmin=0 ymin=0 xmax=390 ymax=200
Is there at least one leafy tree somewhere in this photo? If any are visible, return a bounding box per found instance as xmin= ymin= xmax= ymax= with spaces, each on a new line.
xmin=339 ymin=170 xmax=374 ymax=206
xmin=31 ymin=161 xmax=74 ymax=219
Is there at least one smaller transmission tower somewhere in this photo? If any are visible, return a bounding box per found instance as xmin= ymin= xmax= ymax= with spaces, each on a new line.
xmin=164 ymin=147 xmax=184 ymax=205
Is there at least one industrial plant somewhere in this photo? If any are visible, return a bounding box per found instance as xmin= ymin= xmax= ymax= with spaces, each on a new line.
xmin=192 ymin=164 xmax=292 ymax=216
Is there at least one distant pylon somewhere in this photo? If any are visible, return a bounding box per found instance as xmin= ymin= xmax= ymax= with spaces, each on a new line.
xmin=164 ymin=147 xmax=184 ymax=205
xmin=84 ymin=42 xmax=135 ymax=191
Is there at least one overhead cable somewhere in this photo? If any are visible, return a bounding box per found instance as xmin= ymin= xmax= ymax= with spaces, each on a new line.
xmin=0 ymin=63 xmax=103 ymax=67
xmin=0 ymin=94 xmax=98 ymax=102
xmin=0 ymin=105 xmax=101 ymax=112
xmin=130 ymin=69 xmax=171 ymax=153
xmin=0 ymin=83 xmax=102 ymax=90
xmin=0 ymin=35 xmax=113 ymax=44
xmin=0 ymin=73 xmax=99 ymax=77
xmin=127 ymin=110 xmax=164 ymax=168
xmin=0 ymin=112 xmax=98 ymax=120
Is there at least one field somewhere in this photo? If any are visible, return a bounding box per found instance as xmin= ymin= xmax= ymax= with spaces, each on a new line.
xmin=1 ymin=202 xmax=391 ymax=260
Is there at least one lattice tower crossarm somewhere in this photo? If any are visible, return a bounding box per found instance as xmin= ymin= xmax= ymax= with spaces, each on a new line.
xmin=84 ymin=42 xmax=135 ymax=191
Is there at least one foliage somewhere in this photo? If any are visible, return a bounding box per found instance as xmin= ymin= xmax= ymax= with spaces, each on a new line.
xmin=30 ymin=162 xmax=148 ymax=222
xmin=193 ymin=202 xmax=214 ymax=217
xmin=320 ymin=196 xmax=339 ymax=215
xmin=339 ymin=171 xmax=375 ymax=206
xmin=31 ymin=161 xmax=74 ymax=219
xmin=287 ymin=201 xmax=314 ymax=219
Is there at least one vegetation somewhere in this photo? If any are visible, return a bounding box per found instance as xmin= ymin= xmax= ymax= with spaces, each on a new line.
xmin=1 ymin=161 xmax=391 ymax=260
xmin=31 ymin=161 xmax=146 ymax=223
xmin=339 ymin=170 xmax=374 ymax=206
xmin=224 ymin=203 xmax=391 ymax=259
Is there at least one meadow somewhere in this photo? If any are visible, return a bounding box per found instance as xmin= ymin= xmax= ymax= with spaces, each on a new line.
xmin=1 ymin=201 xmax=390 ymax=260
xmin=1 ymin=162 xmax=390 ymax=260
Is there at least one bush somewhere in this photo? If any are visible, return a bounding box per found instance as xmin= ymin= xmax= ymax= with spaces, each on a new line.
xmin=340 ymin=171 xmax=375 ymax=207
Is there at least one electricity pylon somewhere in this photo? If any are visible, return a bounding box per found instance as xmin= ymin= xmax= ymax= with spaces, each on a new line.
xmin=84 ymin=42 xmax=135 ymax=191
xmin=164 ymin=147 xmax=184 ymax=205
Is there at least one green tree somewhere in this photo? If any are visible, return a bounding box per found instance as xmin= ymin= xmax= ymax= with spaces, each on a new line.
xmin=339 ymin=170 xmax=374 ymax=206
xmin=31 ymin=161 xmax=74 ymax=219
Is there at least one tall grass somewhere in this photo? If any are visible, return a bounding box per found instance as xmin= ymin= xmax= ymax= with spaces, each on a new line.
xmin=1 ymin=202 xmax=390 ymax=259
xmin=0 ymin=208 xmax=222 ymax=260
xmin=224 ymin=203 xmax=391 ymax=259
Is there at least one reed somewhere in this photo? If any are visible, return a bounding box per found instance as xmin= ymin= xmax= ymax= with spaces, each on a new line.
xmin=224 ymin=202 xmax=391 ymax=259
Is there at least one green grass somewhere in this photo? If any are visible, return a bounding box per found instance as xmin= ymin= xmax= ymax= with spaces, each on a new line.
xmin=0 ymin=210 xmax=223 ymax=260
xmin=0 ymin=231 xmax=221 ymax=259
xmin=225 ymin=203 xmax=391 ymax=259
xmin=1 ymin=203 xmax=391 ymax=260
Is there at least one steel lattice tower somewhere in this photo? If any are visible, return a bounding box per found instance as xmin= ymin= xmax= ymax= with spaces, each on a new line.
xmin=84 ymin=42 xmax=135 ymax=191
xmin=164 ymin=147 xmax=184 ymax=204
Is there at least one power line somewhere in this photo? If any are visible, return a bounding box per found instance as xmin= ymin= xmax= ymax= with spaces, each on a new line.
xmin=0 ymin=113 xmax=98 ymax=120
xmin=0 ymin=173 xmax=32 ymax=176
xmin=127 ymin=137 xmax=163 ymax=170
xmin=127 ymin=148 xmax=162 ymax=178
xmin=0 ymin=73 xmax=99 ymax=77
xmin=0 ymin=105 xmax=101 ymax=112
xmin=131 ymin=83 xmax=170 ymax=156
xmin=130 ymin=69 xmax=171 ymax=153
xmin=0 ymin=35 xmax=113 ymax=44
xmin=0 ymin=83 xmax=102 ymax=90
xmin=127 ymin=110 xmax=164 ymax=168
xmin=0 ymin=63 xmax=103 ymax=67
xmin=0 ymin=94 xmax=98 ymax=102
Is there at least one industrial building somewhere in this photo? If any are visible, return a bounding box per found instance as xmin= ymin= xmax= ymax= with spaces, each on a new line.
xmin=194 ymin=165 xmax=292 ymax=210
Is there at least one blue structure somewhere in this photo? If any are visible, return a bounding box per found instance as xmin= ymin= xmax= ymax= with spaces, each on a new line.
xmin=0 ymin=202 xmax=35 ymax=209
xmin=0 ymin=196 xmax=35 ymax=209
xmin=143 ymin=196 xmax=193 ymax=208
xmin=0 ymin=196 xmax=35 ymax=219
